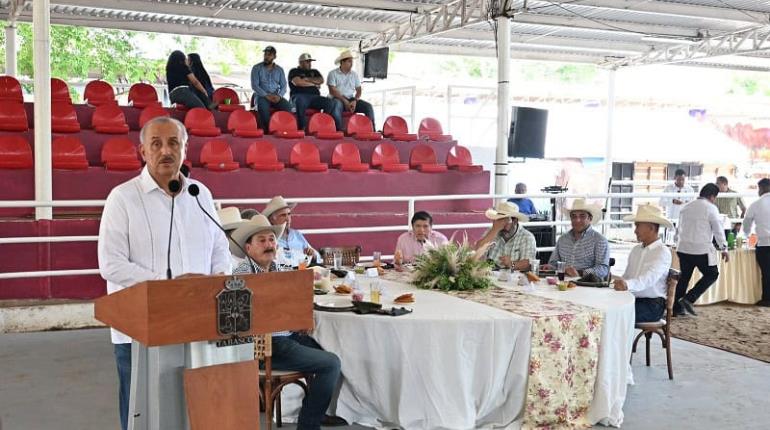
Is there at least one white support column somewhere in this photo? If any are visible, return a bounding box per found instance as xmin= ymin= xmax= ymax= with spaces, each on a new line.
xmin=603 ymin=69 xmax=617 ymax=190
xmin=33 ymin=0 xmax=52 ymax=220
xmin=5 ymin=23 xmax=17 ymax=77
xmin=494 ymin=15 xmax=511 ymax=197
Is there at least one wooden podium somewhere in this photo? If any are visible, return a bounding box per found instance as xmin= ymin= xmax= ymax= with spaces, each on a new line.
xmin=95 ymin=271 xmax=313 ymax=430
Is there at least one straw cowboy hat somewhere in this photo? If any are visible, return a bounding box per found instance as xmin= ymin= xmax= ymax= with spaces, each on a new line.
xmin=566 ymin=198 xmax=604 ymax=225
xmin=485 ymin=201 xmax=529 ymax=222
xmin=623 ymin=204 xmax=673 ymax=229
xmin=230 ymin=215 xmax=286 ymax=259
xmin=217 ymin=207 xmax=247 ymax=231
xmin=334 ymin=49 xmax=355 ymax=65
xmin=261 ymin=196 xmax=297 ymax=219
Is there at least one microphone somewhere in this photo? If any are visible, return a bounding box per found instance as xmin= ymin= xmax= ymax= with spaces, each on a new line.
xmin=166 ymin=179 xmax=182 ymax=280
xmin=188 ymin=183 xmax=257 ymax=273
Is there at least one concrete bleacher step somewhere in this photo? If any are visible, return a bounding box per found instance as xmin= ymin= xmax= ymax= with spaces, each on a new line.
xmin=0 ymin=299 xmax=101 ymax=333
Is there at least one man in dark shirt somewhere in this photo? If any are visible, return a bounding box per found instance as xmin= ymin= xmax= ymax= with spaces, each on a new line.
xmin=288 ymin=53 xmax=339 ymax=130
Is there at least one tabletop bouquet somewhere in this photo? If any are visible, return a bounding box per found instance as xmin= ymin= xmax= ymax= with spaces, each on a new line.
xmin=412 ymin=238 xmax=493 ymax=291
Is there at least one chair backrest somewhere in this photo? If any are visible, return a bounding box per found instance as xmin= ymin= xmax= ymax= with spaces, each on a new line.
xmin=418 ymin=117 xmax=444 ymax=135
xmin=92 ymin=104 xmax=127 ymax=127
xmin=0 ymin=135 xmax=32 ymax=169
xmin=289 ymin=141 xmax=321 ymax=165
xmin=51 ymin=78 xmax=72 ymax=103
xmin=213 ymin=87 xmax=240 ymax=105
xmin=320 ymin=246 xmax=362 ymax=267
xmin=200 ymin=139 xmax=235 ymax=166
xmin=254 ymin=333 xmax=272 ymax=360
xmin=446 ymin=145 xmax=474 ymax=167
xmin=0 ymin=76 xmax=23 ymax=103
xmin=332 ymin=142 xmax=363 ymax=166
xmin=227 ymin=109 xmax=259 ymax=132
xmin=101 ymin=137 xmax=140 ymax=165
xmin=665 ymin=268 xmax=680 ymax=326
xmin=269 ymin=111 xmax=299 ymax=134
xmin=0 ymin=102 xmax=29 ymax=131
xmin=138 ymin=105 xmax=170 ymax=128
xmin=371 ymin=142 xmax=401 ymax=167
xmin=307 ymin=112 xmax=337 ymax=135
xmin=346 ymin=114 xmax=374 ymax=135
xmin=246 ymin=140 xmax=279 ymax=166
xmin=128 ymin=83 xmax=158 ymax=107
xmin=52 ymin=136 xmax=88 ymax=168
xmin=84 ymin=80 xmax=115 ymax=106
xmin=184 ymin=107 xmax=216 ymax=129
xmin=409 ymin=144 xmax=438 ymax=168
xmin=382 ymin=115 xmax=409 ymax=137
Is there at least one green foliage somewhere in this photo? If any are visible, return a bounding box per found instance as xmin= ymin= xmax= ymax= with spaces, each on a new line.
xmin=412 ymin=242 xmax=493 ymax=291
xmin=519 ymin=63 xmax=597 ymax=83
xmin=732 ymin=76 xmax=760 ymax=96
xmin=439 ymin=57 xmax=495 ymax=79
xmin=219 ymin=39 xmax=259 ymax=67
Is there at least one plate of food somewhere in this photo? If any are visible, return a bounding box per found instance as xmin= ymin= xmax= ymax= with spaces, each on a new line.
xmin=393 ymin=293 xmax=415 ymax=304
xmin=574 ymin=273 xmax=610 ymax=288
xmin=314 ymin=302 xmax=355 ymax=312
xmin=333 ymin=284 xmax=352 ymax=295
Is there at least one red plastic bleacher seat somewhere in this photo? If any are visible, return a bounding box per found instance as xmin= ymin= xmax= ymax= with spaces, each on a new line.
xmin=212 ymin=88 xmax=244 ymax=112
xmin=52 ymin=78 xmax=72 ymax=104
xmin=409 ymin=144 xmax=448 ymax=173
xmin=92 ymin=104 xmax=130 ymax=134
xmin=52 ymin=136 xmax=89 ymax=170
xmin=289 ymin=141 xmax=328 ymax=172
xmin=51 ymin=103 xmax=81 ymax=133
xmin=227 ymin=110 xmax=264 ymax=138
xmin=446 ymin=145 xmax=483 ymax=173
xmin=246 ymin=141 xmax=284 ymax=172
xmin=332 ymin=143 xmax=369 ymax=172
xmin=0 ymin=76 xmax=23 ymax=103
xmin=0 ymin=135 xmax=32 ymax=169
xmin=128 ymin=83 xmax=160 ymax=109
xmin=184 ymin=107 xmax=221 ymax=137
xmin=0 ymin=102 xmax=29 ymax=132
xmin=138 ymin=105 xmax=170 ymax=129
xmin=101 ymin=137 xmax=141 ymax=171
xmin=305 ymin=108 xmax=320 ymax=121
xmin=346 ymin=114 xmax=382 ymax=140
xmin=383 ymin=116 xmax=418 ymax=142
xmin=84 ymin=80 xmax=116 ymax=106
xmin=418 ymin=117 xmax=453 ymax=142
xmin=371 ymin=142 xmax=409 ymax=173
xmin=269 ymin=111 xmax=305 ymax=139
xmin=308 ymin=112 xmax=343 ymax=139
xmin=200 ymin=139 xmax=240 ymax=172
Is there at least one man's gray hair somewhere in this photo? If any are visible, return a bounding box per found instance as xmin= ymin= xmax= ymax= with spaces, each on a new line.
xmin=139 ymin=116 xmax=188 ymax=147
xmin=515 ymin=183 xmax=527 ymax=194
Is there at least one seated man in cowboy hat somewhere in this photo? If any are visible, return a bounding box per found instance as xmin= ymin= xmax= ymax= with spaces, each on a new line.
xmin=231 ymin=215 xmax=346 ymax=428
xmin=327 ymin=49 xmax=375 ymax=131
xmin=217 ymin=206 xmax=249 ymax=269
xmin=547 ymin=198 xmax=610 ymax=279
xmin=475 ymin=201 xmax=537 ymax=270
xmin=612 ymin=204 xmax=673 ymax=322
xmin=262 ymin=196 xmax=320 ymax=265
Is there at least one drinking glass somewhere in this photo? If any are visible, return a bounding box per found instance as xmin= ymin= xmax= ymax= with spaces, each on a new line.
xmin=333 ymin=250 xmax=342 ymax=269
xmin=372 ymin=251 xmax=381 ymax=267
xmin=369 ymin=281 xmax=381 ymax=304
xmin=529 ymin=259 xmax=540 ymax=275
xmin=498 ymin=268 xmax=511 ymax=282
xmin=556 ymin=261 xmax=566 ymax=281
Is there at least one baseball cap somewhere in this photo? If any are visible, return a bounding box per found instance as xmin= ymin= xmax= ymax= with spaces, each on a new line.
xmin=298 ymin=53 xmax=315 ymax=62
xmin=263 ymin=46 xmax=276 ymax=54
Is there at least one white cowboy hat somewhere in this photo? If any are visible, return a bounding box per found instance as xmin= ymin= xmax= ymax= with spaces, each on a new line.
xmin=217 ymin=206 xmax=246 ymax=231
xmin=484 ymin=201 xmax=529 ymax=222
xmin=623 ymin=204 xmax=673 ymax=229
xmin=230 ymin=215 xmax=286 ymax=259
xmin=334 ymin=49 xmax=355 ymax=65
xmin=261 ymin=195 xmax=297 ymax=219
xmin=566 ymin=198 xmax=604 ymax=225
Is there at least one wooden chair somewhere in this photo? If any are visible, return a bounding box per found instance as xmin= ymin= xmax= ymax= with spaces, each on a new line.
xmin=630 ymin=268 xmax=680 ymax=380
xmin=319 ymin=246 xmax=362 ymax=267
xmin=255 ymin=334 xmax=309 ymax=429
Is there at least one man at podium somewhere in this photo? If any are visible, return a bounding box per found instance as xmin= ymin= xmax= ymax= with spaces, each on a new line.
xmin=97 ymin=117 xmax=231 ymax=430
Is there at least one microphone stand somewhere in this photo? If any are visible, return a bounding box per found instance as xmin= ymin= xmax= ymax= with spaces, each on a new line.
xmin=166 ymin=179 xmax=182 ymax=280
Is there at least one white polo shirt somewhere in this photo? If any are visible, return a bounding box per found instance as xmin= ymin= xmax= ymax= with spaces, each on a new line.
xmin=327 ymin=67 xmax=361 ymax=99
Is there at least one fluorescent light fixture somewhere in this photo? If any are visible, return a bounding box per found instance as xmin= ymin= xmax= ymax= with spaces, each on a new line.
xmin=641 ymin=36 xmax=700 ymax=45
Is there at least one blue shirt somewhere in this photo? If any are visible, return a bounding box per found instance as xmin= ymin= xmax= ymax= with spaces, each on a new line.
xmin=508 ymin=197 xmax=537 ymax=215
xmin=548 ymin=226 xmax=609 ymax=279
xmin=250 ymin=62 xmax=287 ymax=97
xmin=279 ymin=228 xmax=321 ymax=262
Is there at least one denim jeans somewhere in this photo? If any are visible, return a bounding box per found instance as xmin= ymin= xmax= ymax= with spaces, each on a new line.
xmin=254 ymin=95 xmax=294 ymax=131
xmin=635 ymin=297 xmax=666 ymax=323
xmin=271 ymin=333 xmax=341 ymax=430
xmin=169 ymin=86 xmax=210 ymax=109
xmin=330 ymin=98 xmax=375 ymax=131
xmin=674 ymin=252 xmax=719 ymax=312
xmin=114 ymin=343 xmax=132 ymax=430
xmin=292 ymin=93 xmax=334 ymax=130
xmin=756 ymin=246 xmax=770 ymax=302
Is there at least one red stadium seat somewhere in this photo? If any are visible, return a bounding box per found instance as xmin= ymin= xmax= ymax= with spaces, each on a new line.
xmin=138 ymin=105 xmax=170 ymax=128
xmin=371 ymin=142 xmax=409 ymax=173
xmin=409 ymin=144 xmax=448 ymax=173
xmin=84 ymin=80 xmax=116 ymax=106
xmin=0 ymin=76 xmax=23 ymax=103
xmin=101 ymin=137 xmax=141 ymax=171
xmin=269 ymin=111 xmax=305 ymax=139
xmin=51 ymin=78 xmax=72 ymax=103
xmin=289 ymin=141 xmax=328 ymax=172
xmin=307 ymin=112 xmax=343 ymax=139
xmin=418 ymin=117 xmax=453 ymax=142
xmin=128 ymin=83 xmax=160 ymax=108
xmin=346 ymin=114 xmax=382 ymax=140
xmin=51 ymin=103 xmax=81 ymax=133
xmin=184 ymin=107 xmax=221 ymax=137
xmin=0 ymin=135 xmax=32 ymax=169
xmin=212 ymin=87 xmax=244 ymax=112
xmin=227 ymin=110 xmax=264 ymax=138
xmin=200 ymin=139 xmax=239 ymax=172
xmin=0 ymin=102 xmax=29 ymax=131
xmin=52 ymin=136 xmax=89 ymax=170
xmin=246 ymin=141 xmax=284 ymax=172
xmin=331 ymin=143 xmax=369 ymax=172
xmin=92 ymin=104 xmax=130 ymax=134
xmin=383 ymin=116 xmax=417 ymax=141
xmin=446 ymin=145 xmax=483 ymax=173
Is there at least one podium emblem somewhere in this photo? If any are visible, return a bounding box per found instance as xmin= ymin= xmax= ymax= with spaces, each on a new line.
xmin=215 ymin=277 xmax=254 ymax=346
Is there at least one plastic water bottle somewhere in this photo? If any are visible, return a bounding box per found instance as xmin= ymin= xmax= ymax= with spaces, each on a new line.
xmin=727 ymin=231 xmax=736 ymax=250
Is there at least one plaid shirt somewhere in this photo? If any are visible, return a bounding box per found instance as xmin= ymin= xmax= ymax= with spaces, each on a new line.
xmin=548 ymin=226 xmax=609 ymax=278
xmin=485 ymin=226 xmax=537 ymax=266
xmin=233 ymin=259 xmax=291 ymax=337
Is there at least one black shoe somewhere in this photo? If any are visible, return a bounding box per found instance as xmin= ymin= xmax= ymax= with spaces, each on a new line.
xmin=756 ymin=300 xmax=770 ymax=307
xmin=673 ymin=310 xmax=686 ymax=317
xmin=678 ymin=298 xmax=697 ymax=316
xmin=320 ymin=415 xmax=348 ymax=427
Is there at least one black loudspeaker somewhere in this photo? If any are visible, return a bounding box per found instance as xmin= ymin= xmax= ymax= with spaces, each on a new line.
xmin=508 ymin=107 xmax=548 ymax=158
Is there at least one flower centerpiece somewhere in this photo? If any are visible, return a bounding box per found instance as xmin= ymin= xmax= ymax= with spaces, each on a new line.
xmin=412 ymin=241 xmax=493 ymax=291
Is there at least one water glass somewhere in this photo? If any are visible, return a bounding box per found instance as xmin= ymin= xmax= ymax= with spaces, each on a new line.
xmin=372 ymin=251 xmax=381 ymax=267
xmin=498 ymin=268 xmax=511 ymax=282
xmin=556 ymin=261 xmax=566 ymax=281
xmin=529 ymin=259 xmax=540 ymax=274
xmin=333 ymin=250 xmax=342 ymax=269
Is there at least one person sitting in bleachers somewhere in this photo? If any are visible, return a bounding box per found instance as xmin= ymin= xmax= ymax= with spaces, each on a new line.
xmin=187 ymin=53 xmax=214 ymax=100
xmin=262 ymin=195 xmax=320 ymax=266
xmin=475 ymin=201 xmax=537 ymax=270
xmin=165 ymin=50 xmax=216 ymax=110
xmin=250 ymin=45 xmax=294 ymax=130
xmin=394 ymin=211 xmax=448 ymax=263
xmin=289 ymin=53 xmax=338 ymax=131
xmin=327 ymin=50 xmax=374 ymax=131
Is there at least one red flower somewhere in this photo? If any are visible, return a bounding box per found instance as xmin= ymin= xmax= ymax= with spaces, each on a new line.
xmin=579 ymin=335 xmax=590 ymax=348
